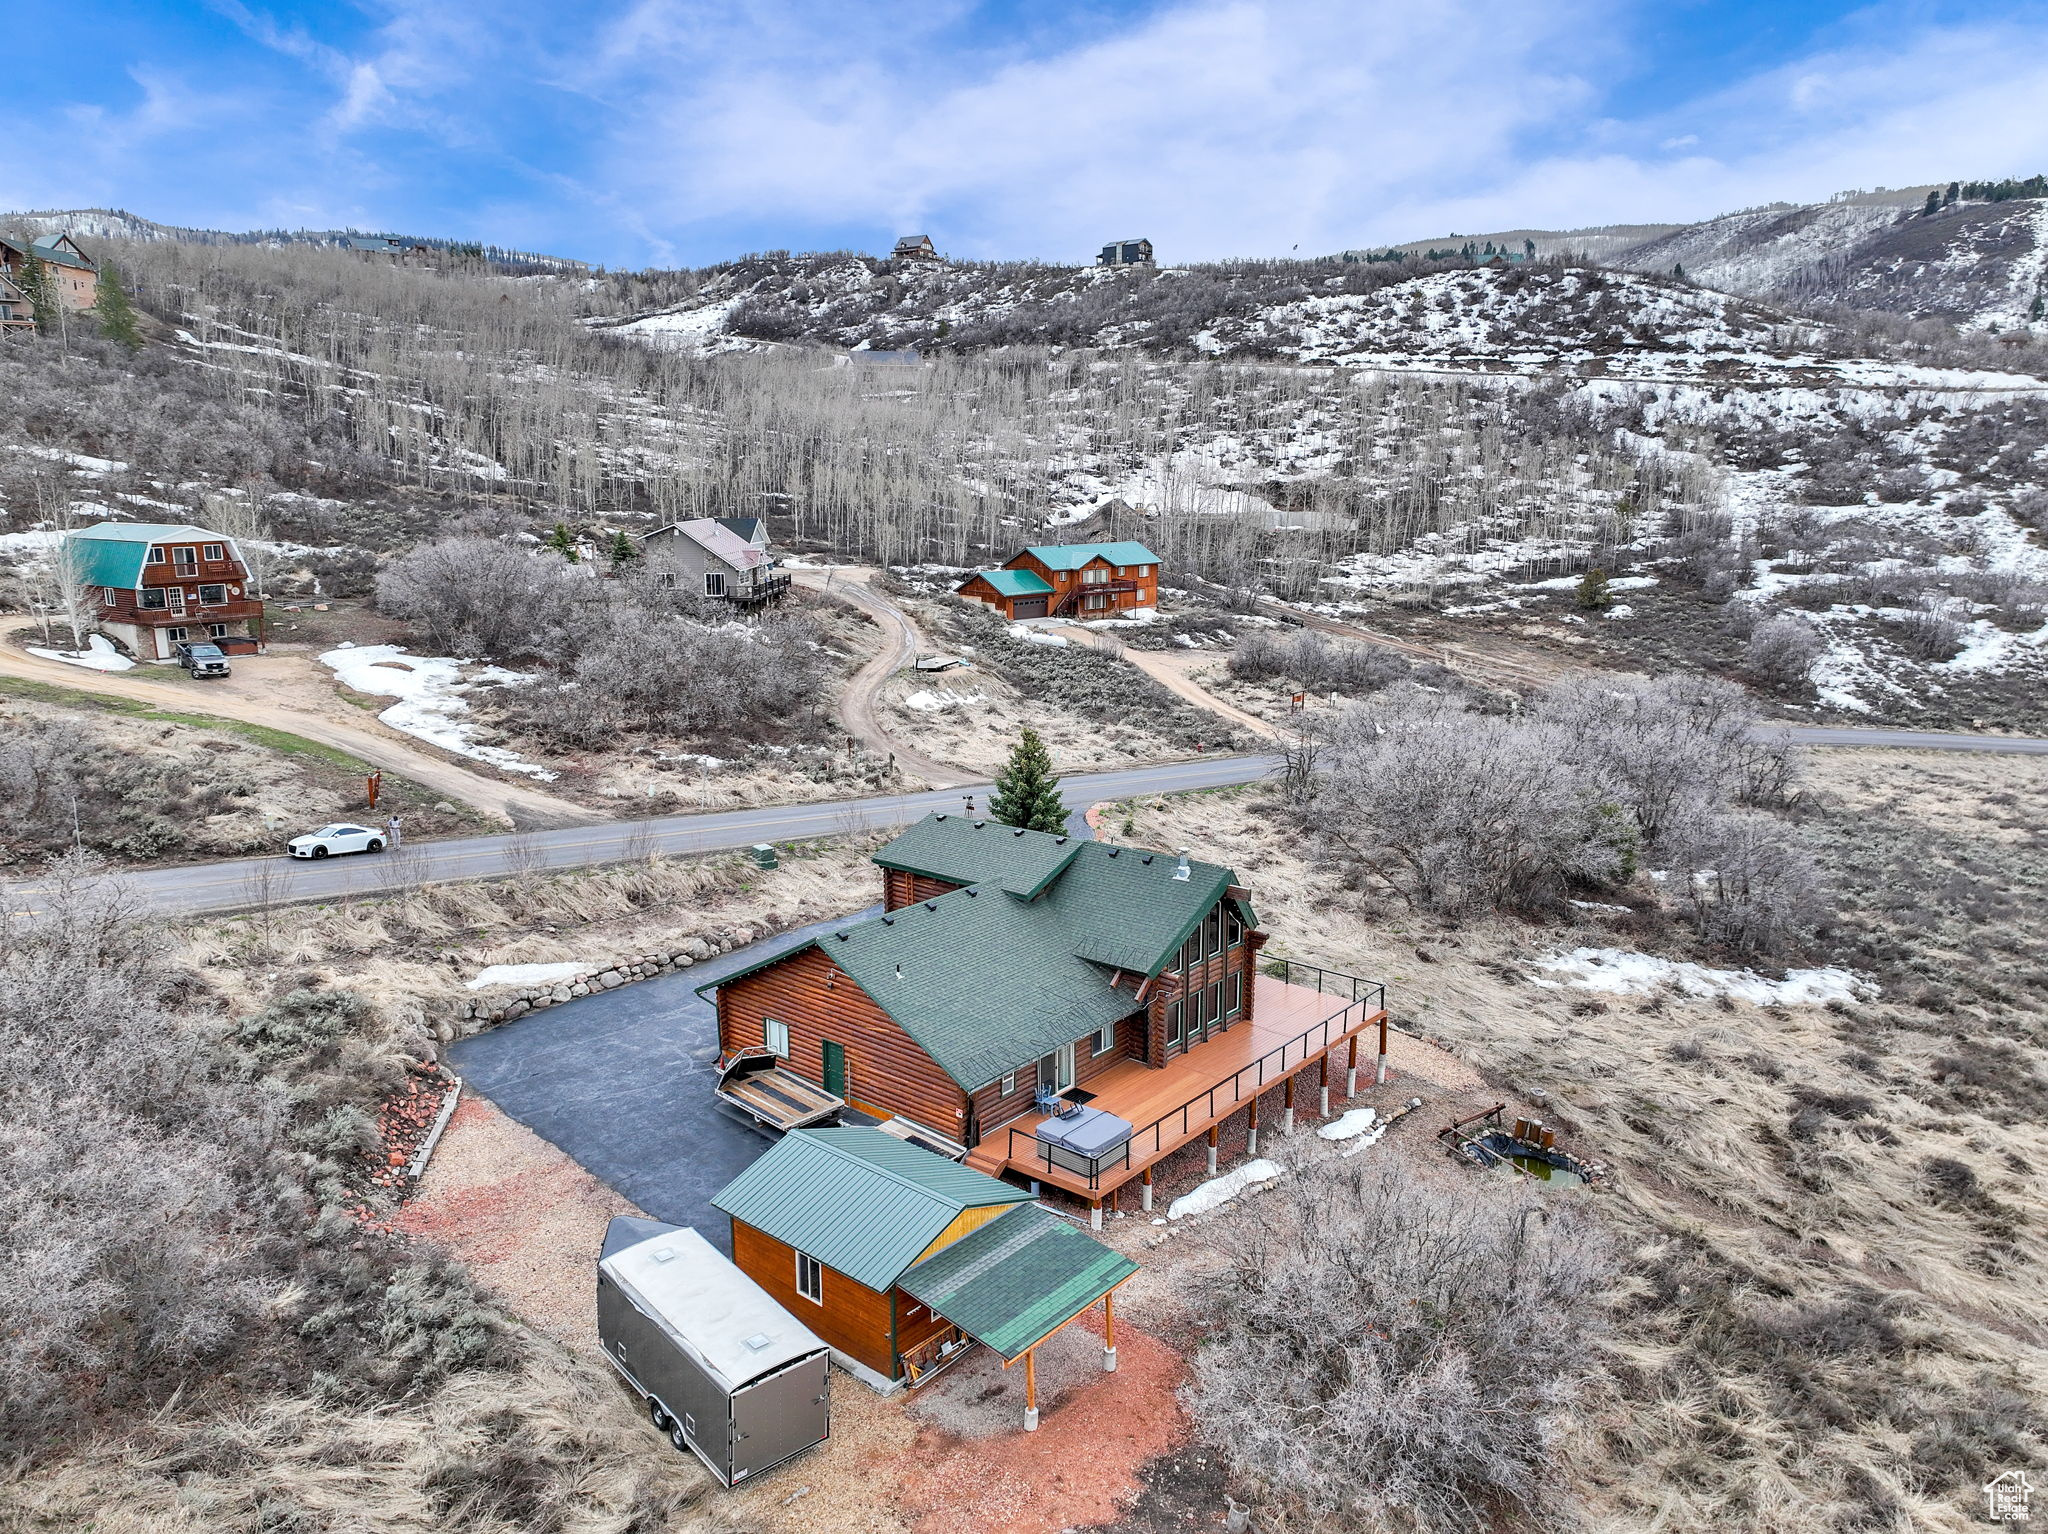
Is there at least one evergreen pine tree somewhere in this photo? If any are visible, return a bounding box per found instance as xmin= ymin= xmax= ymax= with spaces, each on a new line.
xmin=1922 ymin=189 xmax=1941 ymax=217
xmin=1944 ymin=181 xmax=1959 ymax=207
xmin=16 ymin=252 xmax=59 ymax=332
xmin=91 ymin=260 xmax=142 ymax=349
xmin=2031 ymin=294 xmax=2044 ymax=321
xmin=1576 ymin=566 xmax=1612 ymax=611
xmin=607 ymin=529 xmax=638 ymax=565
xmin=988 ymin=727 xmax=1067 ymax=834
xmin=543 ymin=523 xmax=580 ymax=561
xmin=1671 ymin=263 xmax=1686 ymax=281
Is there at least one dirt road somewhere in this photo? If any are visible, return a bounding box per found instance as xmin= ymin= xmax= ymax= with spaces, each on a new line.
xmin=1070 ymin=629 xmax=1286 ymax=742
xmin=794 ymin=568 xmax=971 ymax=787
xmin=0 ymin=645 xmax=608 ymax=829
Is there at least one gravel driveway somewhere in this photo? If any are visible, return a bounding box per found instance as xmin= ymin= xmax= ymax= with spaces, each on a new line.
xmin=450 ymin=905 xmax=880 ymax=1255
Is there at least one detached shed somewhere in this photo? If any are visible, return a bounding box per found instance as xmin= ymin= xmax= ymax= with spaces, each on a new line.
xmin=597 ymin=1218 xmax=831 ymax=1487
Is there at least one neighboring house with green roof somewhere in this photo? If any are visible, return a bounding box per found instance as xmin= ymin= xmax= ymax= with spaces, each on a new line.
xmin=0 ymin=232 xmax=98 ymax=312
xmin=714 ymin=1127 xmax=1133 ymax=1410
xmin=702 ymin=812 xmax=1263 ymax=1162
xmin=64 ymin=521 xmax=266 ymax=662
xmin=956 ymin=539 xmax=1161 ymax=620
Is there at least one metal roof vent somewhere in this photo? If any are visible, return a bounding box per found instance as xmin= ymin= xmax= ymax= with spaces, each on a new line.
xmin=1055 ymin=836 xmax=1068 ymax=845
xmin=650 ymin=1247 xmax=677 ymax=1264
xmin=934 ymin=813 xmax=948 ymax=821
xmin=1174 ymin=848 xmax=1191 ymax=881
xmin=894 ymin=963 xmax=902 ymax=979
xmin=1013 ymin=827 xmax=1027 ymax=836
xmin=1141 ymin=854 xmax=1153 ymax=864
xmin=1106 ymin=848 xmax=1120 ymax=858
xmin=925 ymin=900 xmax=939 ymax=911
xmin=972 ymin=820 xmax=986 ymax=829
xmin=743 ymin=1332 xmax=773 ymax=1352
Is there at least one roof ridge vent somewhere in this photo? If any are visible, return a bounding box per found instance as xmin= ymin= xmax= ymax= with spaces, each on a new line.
xmin=1174 ymin=848 xmax=1191 ymax=881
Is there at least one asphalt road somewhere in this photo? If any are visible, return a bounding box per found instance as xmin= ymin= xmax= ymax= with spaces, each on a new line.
xmin=2 ymin=752 xmax=1272 ymax=917
xmin=8 ymin=723 xmax=2041 ymax=919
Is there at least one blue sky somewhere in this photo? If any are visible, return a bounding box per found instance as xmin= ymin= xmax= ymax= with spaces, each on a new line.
xmin=10 ymin=1 xmax=2048 ymax=269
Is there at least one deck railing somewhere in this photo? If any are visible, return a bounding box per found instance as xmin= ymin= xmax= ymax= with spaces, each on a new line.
xmin=1001 ymin=966 xmax=1389 ymax=1191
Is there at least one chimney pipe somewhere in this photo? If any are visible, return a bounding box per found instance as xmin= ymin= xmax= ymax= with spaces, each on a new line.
xmin=1173 ymin=848 xmax=1190 ymax=882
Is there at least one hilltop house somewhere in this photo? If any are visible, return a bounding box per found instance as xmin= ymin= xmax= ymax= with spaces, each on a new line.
xmin=0 ymin=233 xmax=98 ymax=311
xmin=714 ymin=1126 xmax=1134 ymax=1417
xmin=891 ymin=234 xmax=940 ymax=262
xmin=633 ymin=516 xmax=790 ymax=607
xmin=956 ymin=541 xmax=1161 ymax=620
xmin=701 ymin=814 xmax=1391 ymax=1228
xmin=0 ymin=275 xmax=30 ymax=330
xmin=67 ymin=522 xmax=265 ymax=660
xmin=1097 ymin=238 xmax=1154 ymax=268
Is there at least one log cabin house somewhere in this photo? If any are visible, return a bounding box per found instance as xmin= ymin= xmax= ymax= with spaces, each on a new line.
xmin=702 ymin=815 xmax=1391 ymax=1227
xmin=68 ymin=521 xmax=265 ymax=661
xmin=955 ymin=541 xmax=1161 ymax=621
xmin=713 ymin=1125 xmax=1135 ymax=1423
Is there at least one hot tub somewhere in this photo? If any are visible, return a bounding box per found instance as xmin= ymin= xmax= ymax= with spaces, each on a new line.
xmin=1033 ymin=1104 xmax=1134 ymax=1178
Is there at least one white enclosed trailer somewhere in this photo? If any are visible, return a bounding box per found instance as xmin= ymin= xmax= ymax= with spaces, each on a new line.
xmin=597 ymin=1218 xmax=831 ymax=1487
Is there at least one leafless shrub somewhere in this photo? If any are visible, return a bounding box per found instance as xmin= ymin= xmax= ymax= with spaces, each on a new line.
xmin=1228 ymin=629 xmax=1445 ymax=695
xmin=1190 ymin=1155 xmax=1613 ymax=1533
xmin=1892 ymin=595 xmax=1969 ymax=661
xmin=500 ymin=830 xmax=544 ymax=881
xmin=1674 ymin=811 xmax=1827 ymax=958
xmin=1294 ymin=691 xmax=1636 ymax=913
xmin=375 ymin=536 xmax=605 ymax=661
xmin=1744 ymin=614 xmax=1824 ymax=687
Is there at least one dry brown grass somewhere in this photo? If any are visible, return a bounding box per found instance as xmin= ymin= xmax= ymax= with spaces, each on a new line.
xmin=1102 ymin=751 xmax=2048 ymax=1532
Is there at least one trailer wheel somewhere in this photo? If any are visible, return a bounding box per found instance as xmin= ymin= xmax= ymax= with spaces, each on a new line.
xmin=667 ymin=1420 xmax=688 ymax=1454
xmin=648 ymin=1398 xmax=669 ymax=1431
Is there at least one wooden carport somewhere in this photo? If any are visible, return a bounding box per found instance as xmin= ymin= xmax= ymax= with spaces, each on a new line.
xmin=897 ymin=1201 xmax=1138 ymax=1431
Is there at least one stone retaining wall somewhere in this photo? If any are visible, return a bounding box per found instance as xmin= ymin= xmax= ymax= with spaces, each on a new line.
xmin=434 ymin=923 xmax=769 ymax=1043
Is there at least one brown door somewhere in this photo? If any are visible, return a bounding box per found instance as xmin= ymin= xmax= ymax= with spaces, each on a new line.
xmin=1012 ymin=597 xmax=1049 ymax=619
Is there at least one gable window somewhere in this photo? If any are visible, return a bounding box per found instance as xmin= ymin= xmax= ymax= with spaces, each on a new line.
xmin=197 ymin=584 xmax=227 ymax=606
xmin=795 ymin=1251 xmax=823 ymax=1304
xmin=138 ymin=589 xmax=167 ymax=610
xmin=1093 ymin=1020 xmax=1116 ymax=1056
xmin=202 ymin=543 xmax=225 ymax=561
xmin=1227 ymin=909 xmax=1244 ymax=947
xmin=704 ymin=571 xmax=726 ymax=597
xmin=146 ymin=545 xmax=166 ymax=565
xmin=1226 ymin=973 xmax=1242 ymax=1017
xmin=763 ymin=1018 xmax=790 ymax=1057
xmin=1205 ymin=907 xmax=1223 ymax=957
xmin=1082 ymin=566 xmax=1108 ymax=585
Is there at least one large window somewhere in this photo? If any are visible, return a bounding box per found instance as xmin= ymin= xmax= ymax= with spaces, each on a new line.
xmin=795 ymin=1251 xmax=823 ymax=1303
xmin=1205 ymin=907 xmax=1223 ymax=956
xmin=704 ymin=571 xmax=726 ymax=597
xmin=146 ymin=545 xmax=166 ymax=565
xmin=197 ymin=584 xmax=227 ymax=606
xmin=139 ymin=589 xmax=167 ymax=611
xmin=172 ymin=547 xmax=198 ymax=575
xmin=1082 ymin=566 xmax=1108 ymax=584
xmin=202 ymin=543 xmax=225 ymax=561
xmin=1167 ymin=1000 xmax=1183 ymax=1045
xmin=763 ymin=1018 xmax=790 ymax=1057
xmin=1226 ymin=973 xmax=1242 ymax=1017
xmin=1227 ymin=909 xmax=1244 ymax=948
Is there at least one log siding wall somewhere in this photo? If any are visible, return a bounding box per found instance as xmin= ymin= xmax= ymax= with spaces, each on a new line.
xmin=881 ymin=868 xmax=963 ymax=911
xmin=717 ymin=945 xmax=968 ymax=1134
xmin=731 ymin=1219 xmax=897 ymax=1378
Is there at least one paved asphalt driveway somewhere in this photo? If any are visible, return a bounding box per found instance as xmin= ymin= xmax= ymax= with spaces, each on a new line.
xmin=450 ymin=904 xmax=881 ymax=1256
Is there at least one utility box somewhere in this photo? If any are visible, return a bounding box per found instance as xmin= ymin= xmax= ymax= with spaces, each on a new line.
xmin=749 ymin=843 xmax=779 ymax=870
xmin=597 ymin=1218 xmax=830 ymax=1487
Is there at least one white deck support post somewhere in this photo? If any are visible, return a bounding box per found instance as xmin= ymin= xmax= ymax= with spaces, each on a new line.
xmin=1140 ymin=1167 xmax=1153 ymax=1211
xmin=1245 ymin=1095 xmax=1260 ymax=1158
xmin=1376 ymin=1013 xmax=1390 ymax=1086
xmin=1282 ymin=1075 xmax=1296 ymax=1135
xmin=1346 ymin=1034 xmax=1359 ymax=1098
xmin=1206 ymin=1125 xmax=1219 ymax=1176
xmin=1319 ymin=1054 xmax=1331 ymax=1118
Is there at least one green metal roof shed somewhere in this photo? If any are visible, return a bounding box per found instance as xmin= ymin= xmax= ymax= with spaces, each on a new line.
xmin=899 ymin=1202 xmax=1138 ymax=1362
xmin=712 ymin=1128 xmax=1032 ymax=1291
xmin=1021 ymin=541 xmax=1161 ymax=571
xmin=966 ymin=568 xmax=1054 ymax=597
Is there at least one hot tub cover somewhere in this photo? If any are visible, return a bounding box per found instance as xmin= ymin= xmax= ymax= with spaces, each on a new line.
xmin=1034 ymin=1103 xmax=1134 ymax=1158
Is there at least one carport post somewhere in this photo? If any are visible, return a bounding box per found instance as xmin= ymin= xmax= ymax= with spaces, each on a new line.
xmin=1024 ymin=1349 xmax=1039 ymax=1431
xmin=1377 ymin=1014 xmax=1390 ymax=1086
xmin=1282 ymin=1076 xmax=1296 ymax=1135
xmin=1140 ymin=1166 xmax=1153 ymax=1212
xmin=1206 ymin=1125 xmax=1219 ymax=1176
xmin=1346 ymin=1035 xmax=1359 ymax=1098
xmin=1103 ymin=1290 xmax=1118 ymax=1374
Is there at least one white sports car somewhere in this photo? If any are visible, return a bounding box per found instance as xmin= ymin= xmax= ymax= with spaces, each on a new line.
xmin=286 ymin=823 xmax=387 ymax=859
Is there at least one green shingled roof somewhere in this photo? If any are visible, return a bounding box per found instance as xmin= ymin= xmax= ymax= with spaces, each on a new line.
xmin=899 ymin=1202 xmax=1137 ymax=1361
xmin=1021 ymin=541 xmax=1160 ymax=571
xmin=966 ymin=568 xmax=1054 ymax=597
xmin=874 ymin=815 xmax=1082 ymax=898
xmin=702 ymin=816 xmax=1255 ymax=1092
xmin=712 ymin=1128 xmax=1032 ymax=1291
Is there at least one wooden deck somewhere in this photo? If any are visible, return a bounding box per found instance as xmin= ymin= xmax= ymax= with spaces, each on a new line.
xmin=966 ymin=975 xmax=1387 ymax=1207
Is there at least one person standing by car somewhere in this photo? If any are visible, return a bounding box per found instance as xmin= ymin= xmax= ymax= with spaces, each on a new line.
xmin=386 ymin=814 xmax=403 ymax=848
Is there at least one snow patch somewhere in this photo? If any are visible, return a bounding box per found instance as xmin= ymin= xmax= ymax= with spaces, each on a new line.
xmin=1532 ymin=947 xmax=1875 ymax=1005
xmin=466 ymin=962 xmax=589 ymax=991
xmin=1007 ymin=625 xmax=1069 ymax=646
xmin=902 ymin=688 xmax=986 ymax=712
xmin=1318 ymin=1107 xmax=1379 ymax=1141
xmin=318 ymin=644 xmax=558 ymax=780
xmin=1167 ymin=1158 xmax=1283 ymax=1220
xmin=27 ymin=635 xmax=135 ymax=672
